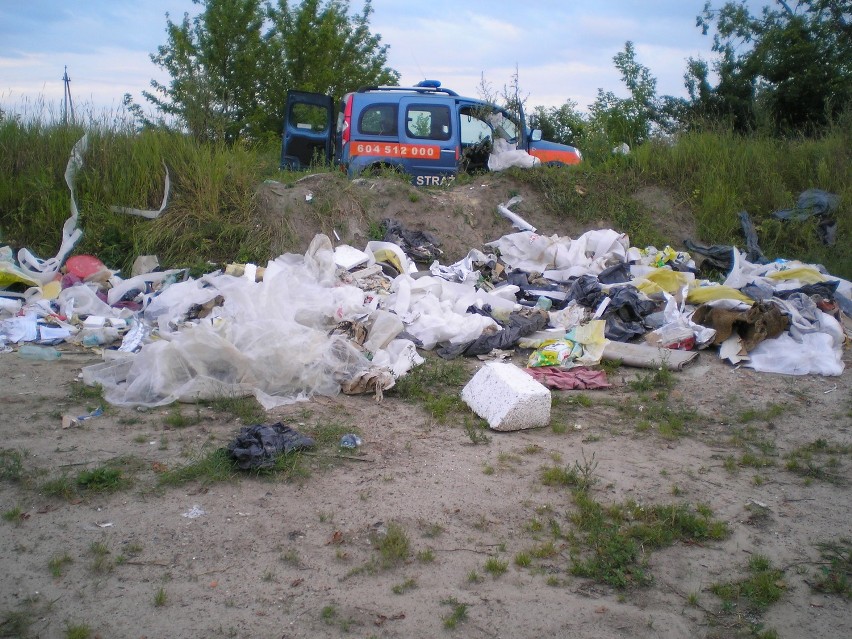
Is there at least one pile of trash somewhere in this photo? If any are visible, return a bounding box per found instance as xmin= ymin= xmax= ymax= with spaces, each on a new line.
xmin=1 ymin=137 xmax=849 ymax=411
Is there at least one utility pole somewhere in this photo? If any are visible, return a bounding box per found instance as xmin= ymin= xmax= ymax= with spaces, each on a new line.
xmin=62 ymin=66 xmax=74 ymax=126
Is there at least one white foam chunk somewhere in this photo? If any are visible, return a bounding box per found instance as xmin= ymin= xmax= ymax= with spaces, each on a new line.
xmin=461 ymin=362 xmax=551 ymax=431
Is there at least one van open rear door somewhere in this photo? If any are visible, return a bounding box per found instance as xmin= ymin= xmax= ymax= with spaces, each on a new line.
xmin=280 ymin=91 xmax=335 ymax=169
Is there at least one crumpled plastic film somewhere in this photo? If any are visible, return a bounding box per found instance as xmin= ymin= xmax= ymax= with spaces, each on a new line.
xmin=526 ymin=320 xmax=607 ymax=369
xmin=363 ymin=309 xmax=404 ymax=354
xmin=745 ymin=312 xmax=844 ymax=376
xmin=86 ymin=319 xmax=371 ymax=408
xmin=142 ymin=277 xmax=220 ymax=332
xmin=766 ymin=266 xmax=828 ymax=285
xmin=17 ymin=135 xmax=87 ymax=284
xmin=487 ymin=229 xmax=629 ymax=276
xmin=0 ymin=260 xmax=41 ymax=289
xmin=370 ymin=338 xmax=425 ymax=378
xmin=387 ymin=274 xmax=504 ymax=350
xmin=487 ymin=136 xmax=541 ymax=171
xmin=58 ymin=284 xmax=121 ymax=319
xmin=107 ymin=268 xmax=186 ymax=306
xmin=83 ymin=234 xmax=377 ymax=408
xmin=568 ymin=319 xmax=608 ymax=366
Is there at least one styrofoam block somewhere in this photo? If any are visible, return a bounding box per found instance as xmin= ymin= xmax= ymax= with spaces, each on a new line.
xmin=461 ymin=362 xmax=551 ymax=431
xmin=334 ymin=245 xmax=371 ymax=270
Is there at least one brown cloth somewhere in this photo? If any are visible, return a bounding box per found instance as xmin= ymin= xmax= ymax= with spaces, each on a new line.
xmin=693 ymin=301 xmax=789 ymax=351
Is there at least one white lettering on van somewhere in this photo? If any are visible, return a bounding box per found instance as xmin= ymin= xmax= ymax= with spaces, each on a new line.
xmin=414 ymin=175 xmax=456 ymax=186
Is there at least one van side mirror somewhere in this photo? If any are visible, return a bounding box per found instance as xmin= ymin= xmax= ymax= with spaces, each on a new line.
xmin=531 ymin=129 xmax=542 ymax=141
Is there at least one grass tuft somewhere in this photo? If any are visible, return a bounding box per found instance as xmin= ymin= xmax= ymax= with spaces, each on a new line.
xmin=2 ymin=506 xmax=24 ymax=526
xmin=811 ymin=539 xmax=852 ymax=598
xmin=711 ymin=554 xmax=785 ymax=611
xmin=392 ymin=356 xmax=469 ymax=424
xmin=157 ymin=447 xmax=237 ymax=487
xmin=484 ymin=556 xmax=508 ymax=577
xmin=372 ymin=522 xmax=411 ymax=569
xmin=49 ymin=553 xmax=73 ymax=578
xmin=76 ymin=467 xmax=127 ymax=492
xmin=440 ymin=597 xmax=469 ymax=629
xmin=0 ymin=449 xmax=25 ymax=482
xmin=65 ymin=623 xmax=93 ymax=639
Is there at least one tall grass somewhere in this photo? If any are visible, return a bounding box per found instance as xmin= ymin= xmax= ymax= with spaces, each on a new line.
xmin=1 ymin=105 xmax=279 ymax=276
xmin=1 ymin=104 xmax=849 ymax=279
xmin=633 ymin=121 xmax=851 ymax=278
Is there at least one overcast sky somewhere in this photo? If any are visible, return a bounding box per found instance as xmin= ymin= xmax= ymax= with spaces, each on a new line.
xmin=0 ymin=0 xmax=765 ymax=119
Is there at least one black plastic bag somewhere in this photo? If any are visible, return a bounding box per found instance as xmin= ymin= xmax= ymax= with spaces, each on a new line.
xmin=227 ymin=422 xmax=315 ymax=470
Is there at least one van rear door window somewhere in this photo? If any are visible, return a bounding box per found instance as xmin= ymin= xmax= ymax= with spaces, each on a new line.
xmin=291 ymin=103 xmax=330 ymax=132
xmin=406 ymin=105 xmax=451 ymax=140
xmin=359 ymin=104 xmax=397 ymax=136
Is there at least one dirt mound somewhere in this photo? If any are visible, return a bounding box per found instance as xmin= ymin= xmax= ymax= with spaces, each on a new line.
xmin=257 ymin=173 xmax=697 ymax=263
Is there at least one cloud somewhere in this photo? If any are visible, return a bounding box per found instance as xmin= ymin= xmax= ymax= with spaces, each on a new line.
xmin=1 ymin=0 xmax=736 ymax=116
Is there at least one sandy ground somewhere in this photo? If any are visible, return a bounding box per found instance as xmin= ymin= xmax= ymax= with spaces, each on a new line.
xmin=0 ymin=342 xmax=849 ymax=639
xmin=2 ymin=175 xmax=850 ymax=638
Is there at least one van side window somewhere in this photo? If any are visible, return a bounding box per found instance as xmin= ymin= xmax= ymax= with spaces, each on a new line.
xmin=359 ymin=104 xmax=397 ymax=136
xmin=406 ymin=105 xmax=451 ymax=140
xmin=459 ymin=111 xmax=492 ymax=145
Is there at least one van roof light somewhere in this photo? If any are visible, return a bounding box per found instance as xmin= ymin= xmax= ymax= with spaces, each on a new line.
xmin=415 ymin=80 xmax=441 ymax=89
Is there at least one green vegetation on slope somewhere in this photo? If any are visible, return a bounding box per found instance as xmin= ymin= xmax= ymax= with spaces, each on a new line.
xmin=1 ymin=117 xmax=849 ymax=279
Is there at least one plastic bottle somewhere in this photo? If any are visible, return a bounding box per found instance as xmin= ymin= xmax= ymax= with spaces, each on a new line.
xmin=80 ymin=327 xmax=120 ymax=347
xmin=339 ymin=434 xmax=362 ymax=449
xmin=18 ymin=344 xmax=62 ymax=360
xmin=534 ymin=296 xmax=552 ymax=311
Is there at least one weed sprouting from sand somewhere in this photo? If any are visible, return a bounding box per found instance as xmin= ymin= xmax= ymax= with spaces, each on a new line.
xmin=49 ymin=553 xmax=73 ymax=578
xmin=811 ymin=538 xmax=852 ymax=598
xmin=711 ymin=554 xmax=785 ymax=637
xmin=440 ymin=597 xmax=469 ymax=629
xmin=373 ymin=522 xmax=411 ymax=568
xmin=484 ymin=556 xmax=508 ymax=577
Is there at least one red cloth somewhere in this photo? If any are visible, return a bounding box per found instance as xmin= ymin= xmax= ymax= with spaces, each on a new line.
xmin=523 ymin=366 xmax=610 ymax=390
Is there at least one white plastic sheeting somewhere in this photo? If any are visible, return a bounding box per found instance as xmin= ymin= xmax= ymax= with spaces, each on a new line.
xmin=388 ymin=275 xmax=504 ymax=350
xmin=85 ymin=236 xmax=382 ymax=408
xmin=82 ymin=234 xmax=508 ymax=408
xmin=109 ymin=161 xmax=170 ymax=219
xmin=17 ymin=135 xmax=87 ymax=285
xmin=487 ymin=137 xmax=541 ymax=171
xmin=486 ymin=229 xmax=630 ymax=276
xmin=746 ymin=311 xmax=845 ymax=375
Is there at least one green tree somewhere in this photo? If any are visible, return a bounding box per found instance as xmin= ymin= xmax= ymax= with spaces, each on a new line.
xmin=695 ymin=0 xmax=852 ymax=132
xmin=133 ymin=0 xmax=266 ymax=142
xmin=530 ymin=100 xmax=587 ymax=146
xmin=588 ymin=41 xmax=659 ymax=146
xmin=258 ymin=0 xmax=399 ymax=136
xmin=128 ymin=0 xmax=398 ymax=142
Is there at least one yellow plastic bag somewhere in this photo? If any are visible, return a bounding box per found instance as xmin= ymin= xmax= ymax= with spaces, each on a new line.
xmin=686 ymin=285 xmax=753 ymax=304
xmin=0 ymin=261 xmax=41 ymax=289
xmin=766 ymin=266 xmax=827 ymax=284
xmin=569 ymin=319 xmax=607 ymax=365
